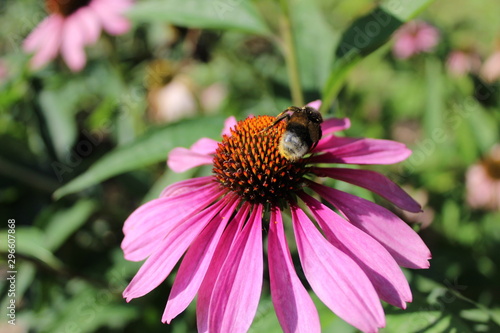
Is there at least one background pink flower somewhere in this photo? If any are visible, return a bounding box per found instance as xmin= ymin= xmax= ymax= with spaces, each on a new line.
xmin=23 ymin=0 xmax=133 ymax=71
xmin=392 ymin=20 xmax=440 ymax=59
xmin=480 ymin=50 xmax=500 ymax=83
xmin=122 ymin=102 xmax=431 ymax=333
xmin=446 ymin=50 xmax=481 ymax=76
xmin=466 ymin=145 xmax=500 ymax=211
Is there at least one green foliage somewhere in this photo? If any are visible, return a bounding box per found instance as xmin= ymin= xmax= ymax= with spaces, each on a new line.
xmin=53 ymin=116 xmax=225 ymax=199
xmin=129 ymin=0 xmax=270 ymax=35
xmin=1 ymin=0 xmax=500 ymax=332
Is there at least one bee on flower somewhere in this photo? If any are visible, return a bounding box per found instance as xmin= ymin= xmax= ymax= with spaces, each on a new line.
xmin=122 ymin=100 xmax=431 ymax=333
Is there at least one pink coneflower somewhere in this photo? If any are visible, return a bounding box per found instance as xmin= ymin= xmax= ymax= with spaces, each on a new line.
xmin=480 ymin=50 xmax=500 ymax=83
xmin=466 ymin=145 xmax=500 ymax=211
xmin=446 ymin=50 xmax=481 ymax=77
xmin=392 ymin=21 xmax=440 ymax=59
xmin=122 ymin=101 xmax=431 ymax=333
xmin=23 ymin=0 xmax=132 ymax=72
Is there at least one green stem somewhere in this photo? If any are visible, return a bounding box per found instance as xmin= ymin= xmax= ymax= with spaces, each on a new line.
xmin=280 ymin=0 xmax=304 ymax=106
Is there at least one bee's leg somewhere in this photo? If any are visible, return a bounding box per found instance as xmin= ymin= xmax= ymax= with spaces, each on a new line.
xmin=260 ymin=112 xmax=290 ymax=132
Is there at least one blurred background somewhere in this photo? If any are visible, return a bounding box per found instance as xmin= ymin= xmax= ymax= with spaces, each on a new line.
xmin=1 ymin=0 xmax=499 ymax=332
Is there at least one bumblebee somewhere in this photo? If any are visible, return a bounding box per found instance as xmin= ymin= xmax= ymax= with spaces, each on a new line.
xmin=266 ymin=106 xmax=323 ymax=162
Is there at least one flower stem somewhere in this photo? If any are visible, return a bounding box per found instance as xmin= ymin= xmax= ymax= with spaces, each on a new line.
xmin=280 ymin=0 xmax=304 ymax=106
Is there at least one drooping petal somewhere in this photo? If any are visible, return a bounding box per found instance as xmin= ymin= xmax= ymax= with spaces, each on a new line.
xmin=299 ymin=193 xmax=412 ymax=309
xmin=162 ymin=196 xmax=240 ymax=323
xmin=122 ymin=183 xmax=225 ymax=261
xmin=311 ymin=167 xmax=421 ymax=212
xmin=197 ymin=202 xmax=250 ymax=333
xmin=73 ymin=7 xmax=102 ymax=45
xmin=208 ymin=204 xmax=264 ymax=333
xmin=61 ymin=14 xmax=87 ymax=71
xmin=25 ymin=16 xmax=64 ymax=70
xmin=222 ymin=116 xmax=238 ymax=136
xmin=311 ymin=137 xmax=411 ymax=165
xmin=310 ymin=182 xmax=431 ymax=269
xmin=159 ymin=176 xmax=214 ymax=198
xmin=167 ymin=147 xmax=215 ymax=172
xmin=23 ymin=16 xmax=55 ymax=52
xmin=290 ymin=205 xmax=385 ymax=333
xmin=268 ymin=206 xmax=320 ymax=333
xmin=123 ymin=196 xmax=236 ymax=301
xmin=90 ymin=0 xmax=131 ymax=35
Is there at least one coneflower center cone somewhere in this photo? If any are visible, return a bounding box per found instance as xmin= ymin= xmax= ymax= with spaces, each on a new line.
xmin=213 ymin=116 xmax=309 ymax=204
xmin=46 ymin=0 xmax=92 ymax=17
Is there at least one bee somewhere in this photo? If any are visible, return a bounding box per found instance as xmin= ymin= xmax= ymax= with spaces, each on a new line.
xmin=265 ymin=106 xmax=323 ymax=162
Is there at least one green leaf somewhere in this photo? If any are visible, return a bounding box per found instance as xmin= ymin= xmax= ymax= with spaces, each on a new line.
xmin=128 ymin=0 xmax=270 ymax=35
xmin=320 ymin=0 xmax=435 ymax=113
xmin=380 ymin=0 xmax=436 ymax=22
xmin=466 ymin=102 xmax=499 ymax=154
xmin=44 ymin=200 xmax=97 ymax=250
xmin=141 ymin=168 xmax=197 ymax=204
xmin=40 ymin=280 xmax=137 ymax=333
xmin=424 ymin=57 xmax=444 ymax=139
xmin=54 ymin=116 xmax=226 ymax=199
xmin=39 ymin=90 xmax=78 ymax=160
xmin=383 ymin=311 xmax=474 ymax=333
xmin=289 ymin=0 xmax=339 ymax=91
xmin=0 ymin=227 xmax=63 ymax=270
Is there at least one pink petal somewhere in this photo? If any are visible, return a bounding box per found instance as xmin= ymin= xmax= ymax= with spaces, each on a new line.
xmin=300 ymin=193 xmax=412 ymax=309
xmin=197 ymin=203 xmax=250 ymax=332
xmin=481 ymin=51 xmax=500 ymax=82
xmin=306 ymin=100 xmax=322 ymax=110
xmin=190 ymin=137 xmax=219 ymax=155
xmin=23 ymin=16 xmax=55 ymax=52
xmin=393 ymin=35 xmax=417 ymax=59
xmin=162 ymin=196 xmax=240 ymax=323
xmin=311 ymin=167 xmax=422 ymax=212
xmin=103 ymin=14 xmax=131 ymax=35
xmin=322 ymin=117 xmax=351 ymax=135
xmin=73 ymin=7 xmax=102 ymax=45
xmin=311 ymin=137 xmax=411 ymax=165
xmin=310 ymin=182 xmax=431 ymax=269
xmin=123 ymin=195 xmax=236 ymax=301
xmin=222 ymin=116 xmax=238 ymax=136
xmin=98 ymin=0 xmax=135 ymax=12
xmin=61 ymin=15 xmax=87 ymax=71
xmin=208 ymin=204 xmax=264 ymax=333
xmin=24 ymin=15 xmax=64 ymax=70
xmin=291 ymin=205 xmax=385 ymax=333
xmin=268 ymin=206 xmax=321 ymax=333
xmin=122 ymin=183 xmax=225 ymax=261
xmin=160 ymin=175 xmax=214 ymax=198
xmin=90 ymin=0 xmax=131 ymax=35
xmin=167 ymin=147 xmax=214 ymax=173
xmin=415 ymin=25 xmax=439 ymax=52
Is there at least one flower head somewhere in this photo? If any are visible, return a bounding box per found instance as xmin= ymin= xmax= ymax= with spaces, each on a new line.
xmin=23 ymin=0 xmax=132 ymax=71
xmin=392 ymin=20 xmax=440 ymax=59
xmin=466 ymin=145 xmax=500 ymax=211
xmin=122 ymin=101 xmax=431 ymax=333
